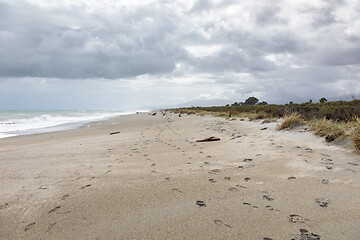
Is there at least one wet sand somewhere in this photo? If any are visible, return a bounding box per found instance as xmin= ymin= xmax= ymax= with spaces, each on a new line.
xmin=0 ymin=112 xmax=360 ymax=239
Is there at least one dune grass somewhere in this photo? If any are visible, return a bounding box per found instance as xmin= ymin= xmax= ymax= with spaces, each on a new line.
xmin=308 ymin=118 xmax=348 ymax=139
xmin=277 ymin=112 xmax=304 ymax=130
xmin=352 ymin=117 xmax=360 ymax=154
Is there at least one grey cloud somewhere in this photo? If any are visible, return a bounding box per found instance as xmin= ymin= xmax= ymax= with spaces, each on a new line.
xmin=318 ymin=47 xmax=360 ymax=66
xmin=190 ymin=0 xmax=238 ymax=13
xmin=0 ymin=0 xmax=360 ymax=109
xmin=255 ymin=6 xmax=285 ymax=26
xmin=0 ymin=1 xmax=185 ymax=79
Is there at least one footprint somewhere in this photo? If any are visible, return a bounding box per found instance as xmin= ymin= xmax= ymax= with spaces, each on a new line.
xmin=292 ymin=228 xmax=320 ymax=240
xmin=266 ymin=205 xmax=274 ymax=210
xmin=46 ymin=223 xmax=56 ymax=232
xmin=320 ymin=179 xmax=329 ymax=184
xmin=61 ymin=194 xmax=69 ymax=200
xmin=172 ymin=188 xmax=182 ymax=193
xmin=209 ymin=178 xmax=216 ymax=183
xmin=209 ymin=169 xmax=221 ymax=174
xmin=263 ymin=195 xmax=274 ymax=201
xmin=48 ymin=206 xmax=61 ymax=214
xmin=288 ymin=214 xmax=309 ymax=223
xmin=315 ymin=198 xmax=330 ymax=208
xmin=228 ymin=187 xmax=239 ymax=192
xmin=80 ymin=184 xmax=91 ymax=189
xmin=214 ymin=219 xmax=232 ymax=228
xmin=196 ymin=200 xmax=206 ymax=207
xmin=25 ymin=222 xmax=36 ymax=232
xmin=0 ymin=202 xmax=9 ymax=209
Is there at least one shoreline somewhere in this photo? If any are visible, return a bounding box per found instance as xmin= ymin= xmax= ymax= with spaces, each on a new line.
xmin=1 ymin=112 xmax=359 ymax=239
xmin=0 ymin=110 xmax=148 ymax=140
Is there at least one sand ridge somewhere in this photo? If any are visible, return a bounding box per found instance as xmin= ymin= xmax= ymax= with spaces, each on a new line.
xmin=0 ymin=112 xmax=359 ymax=239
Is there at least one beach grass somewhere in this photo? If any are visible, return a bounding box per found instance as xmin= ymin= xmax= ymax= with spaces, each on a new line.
xmin=277 ymin=112 xmax=304 ymax=130
xmin=352 ymin=117 xmax=360 ymax=153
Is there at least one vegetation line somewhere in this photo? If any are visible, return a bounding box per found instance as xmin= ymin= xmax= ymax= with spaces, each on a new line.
xmin=168 ymin=98 xmax=360 ymax=154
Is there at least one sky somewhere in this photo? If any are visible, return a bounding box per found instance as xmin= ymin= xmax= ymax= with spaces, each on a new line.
xmin=0 ymin=0 xmax=360 ymax=110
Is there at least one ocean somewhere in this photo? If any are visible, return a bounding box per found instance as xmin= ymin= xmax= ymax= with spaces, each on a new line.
xmin=0 ymin=110 xmax=146 ymax=139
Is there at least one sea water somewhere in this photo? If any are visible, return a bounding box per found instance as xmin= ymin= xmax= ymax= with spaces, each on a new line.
xmin=0 ymin=110 xmax=145 ymax=139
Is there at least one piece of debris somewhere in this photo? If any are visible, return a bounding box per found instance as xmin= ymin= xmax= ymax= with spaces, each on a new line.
xmin=196 ymin=137 xmax=220 ymax=142
xmin=196 ymin=200 xmax=206 ymax=207
xmin=109 ymin=131 xmax=120 ymax=135
xmin=261 ymin=127 xmax=268 ymax=130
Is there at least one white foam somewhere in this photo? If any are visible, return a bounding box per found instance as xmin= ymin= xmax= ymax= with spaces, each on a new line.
xmin=0 ymin=110 xmax=148 ymax=139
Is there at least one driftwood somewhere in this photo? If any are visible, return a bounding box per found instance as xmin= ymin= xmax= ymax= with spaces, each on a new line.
xmin=109 ymin=131 xmax=120 ymax=135
xmin=196 ymin=137 xmax=220 ymax=142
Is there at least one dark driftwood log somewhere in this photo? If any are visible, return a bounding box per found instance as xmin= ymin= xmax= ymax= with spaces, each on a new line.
xmin=110 ymin=131 xmax=120 ymax=135
xmin=196 ymin=137 xmax=220 ymax=142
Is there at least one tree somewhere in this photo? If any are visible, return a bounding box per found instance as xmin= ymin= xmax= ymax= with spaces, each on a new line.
xmin=244 ymin=97 xmax=259 ymax=105
xmin=319 ymin=97 xmax=328 ymax=103
xmin=257 ymin=101 xmax=268 ymax=105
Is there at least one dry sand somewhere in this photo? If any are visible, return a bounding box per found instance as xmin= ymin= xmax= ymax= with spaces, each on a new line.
xmin=0 ymin=112 xmax=360 ymax=239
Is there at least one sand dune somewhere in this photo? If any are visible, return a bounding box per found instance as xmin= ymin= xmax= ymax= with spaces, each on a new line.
xmin=0 ymin=112 xmax=359 ymax=239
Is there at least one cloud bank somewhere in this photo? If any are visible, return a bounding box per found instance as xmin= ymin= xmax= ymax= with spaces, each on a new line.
xmin=0 ymin=0 xmax=359 ymax=109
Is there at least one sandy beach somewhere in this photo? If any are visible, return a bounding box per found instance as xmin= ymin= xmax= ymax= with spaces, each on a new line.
xmin=1 ymin=112 xmax=360 ymax=239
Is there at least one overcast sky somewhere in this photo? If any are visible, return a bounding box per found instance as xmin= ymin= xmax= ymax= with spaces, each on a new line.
xmin=0 ymin=0 xmax=359 ymax=110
